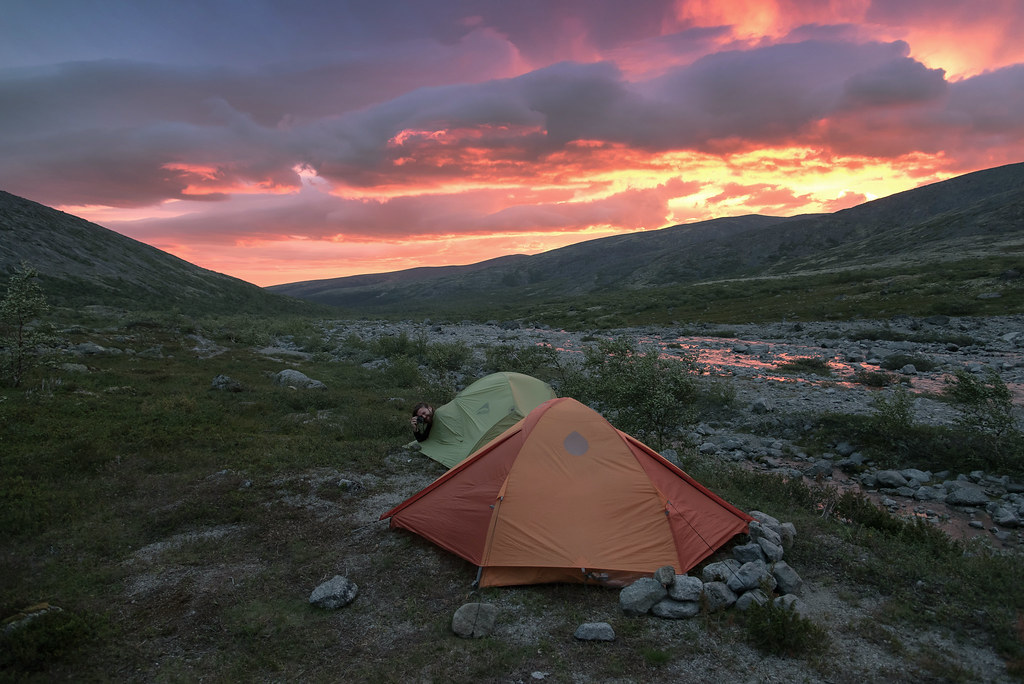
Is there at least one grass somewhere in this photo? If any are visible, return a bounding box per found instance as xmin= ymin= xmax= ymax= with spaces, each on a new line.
xmin=1 ymin=311 xmax=1022 ymax=682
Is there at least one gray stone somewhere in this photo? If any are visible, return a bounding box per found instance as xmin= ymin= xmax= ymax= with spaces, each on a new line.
xmin=651 ymin=598 xmax=701 ymax=619
xmin=452 ymin=603 xmax=498 ymax=638
xmin=733 ymin=542 xmax=766 ymax=564
xmin=309 ymin=576 xmax=358 ymax=609
xmin=945 ymin=481 xmax=991 ymax=506
xmin=779 ymin=522 xmax=797 ymax=546
xmin=274 ymin=369 xmax=326 ymax=390
xmin=901 ymin=468 xmax=931 ymax=483
xmin=619 ymin=578 xmax=667 ymax=616
xmin=702 ymin=582 xmax=737 ymax=612
xmin=774 ymin=594 xmax=809 ymax=618
xmin=735 ymin=589 xmax=770 ymax=611
xmin=749 ymin=510 xmax=782 ymax=535
xmin=668 ymin=575 xmax=703 ymax=602
xmin=573 ymin=622 xmax=615 ymax=641
xmin=772 ymin=561 xmax=804 ymax=595
xmin=653 ymin=565 xmax=676 ymax=587
xmin=748 ymin=521 xmax=782 ymax=547
xmin=702 ymin=559 xmax=741 ymax=583
xmin=876 ymin=470 xmax=909 ymax=488
xmin=991 ymin=506 xmax=1021 ymax=528
xmin=211 ymin=374 xmax=243 ymax=392
xmin=756 ymin=536 xmax=784 ymax=562
xmin=727 ymin=560 xmax=776 ymax=594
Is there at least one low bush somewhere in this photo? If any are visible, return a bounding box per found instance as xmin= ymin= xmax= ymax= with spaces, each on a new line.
xmin=776 ymin=357 xmax=832 ymax=376
xmin=742 ymin=599 xmax=829 ymax=658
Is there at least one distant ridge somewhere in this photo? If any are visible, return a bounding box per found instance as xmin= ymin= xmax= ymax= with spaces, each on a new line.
xmin=268 ymin=161 xmax=1024 ymax=311
xmin=0 ymin=191 xmax=318 ymax=315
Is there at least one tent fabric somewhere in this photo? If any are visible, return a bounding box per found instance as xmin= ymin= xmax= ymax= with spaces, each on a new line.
xmin=382 ymin=397 xmax=752 ymax=588
xmin=418 ymin=372 xmax=557 ymax=469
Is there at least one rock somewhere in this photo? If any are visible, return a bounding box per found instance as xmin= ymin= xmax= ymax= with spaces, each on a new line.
xmin=309 ymin=576 xmax=358 ymax=609
xmin=756 ymin=536 xmax=784 ymax=562
xmin=779 ymin=522 xmax=797 ymax=546
xmin=749 ymin=510 xmax=782 ymax=534
xmin=574 ymin=622 xmax=615 ymax=641
xmin=727 ymin=560 xmax=776 ymax=594
xmin=651 ymin=598 xmax=700 ymax=619
xmin=991 ymin=506 xmax=1021 ymax=528
xmin=702 ymin=582 xmax=737 ymax=612
xmin=452 ymin=603 xmax=498 ymax=638
xmin=803 ymin=459 xmax=833 ymax=478
xmin=748 ymin=521 xmax=782 ymax=547
xmin=702 ymin=559 xmax=741 ymax=583
xmin=945 ymin=481 xmax=991 ymax=506
xmin=274 ymin=369 xmax=326 ymax=390
xmin=772 ymin=561 xmax=804 ymax=595
xmin=733 ymin=542 xmax=765 ymax=564
xmin=735 ymin=589 xmax=770 ymax=611
xmin=876 ymin=470 xmax=909 ymax=488
xmin=653 ymin=565 xmax=676 ymax=587
xmin=211 ymin=374 xmax=243 ymax=392
xmin=619 ymin=578 xmax=667 ymax=616
xmin=774 ymin=594 xmax=809 ymax=618
xmin=668 ymin=575 xmax=703 ymax=602
xmin=750 ymin=397 xmax=773 ymax=414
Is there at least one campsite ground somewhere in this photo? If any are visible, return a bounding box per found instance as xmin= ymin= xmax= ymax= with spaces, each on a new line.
xmin=2 ymin=311 xmax=1022 ymax=682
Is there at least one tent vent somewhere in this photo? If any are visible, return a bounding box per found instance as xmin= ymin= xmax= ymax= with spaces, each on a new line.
xmin=563 ymin=431 xmax=589 ymax=455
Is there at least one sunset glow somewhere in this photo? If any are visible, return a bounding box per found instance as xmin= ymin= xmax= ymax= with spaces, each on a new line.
xmin=2 ymin=1 xmax=1022 ymax=286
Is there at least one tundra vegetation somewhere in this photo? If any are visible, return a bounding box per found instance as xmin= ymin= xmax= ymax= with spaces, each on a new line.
xmin=1 ymin=299 xmax=1023 ymax=681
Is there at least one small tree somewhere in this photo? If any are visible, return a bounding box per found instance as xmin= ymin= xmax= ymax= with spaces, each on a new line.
xmin=565 ymin=337 xmax=699 ymax=450
xmin=944 ymin=367 xmax=1022 ymax=472
xmin=0 ymin=262 xmax=51 ymax=387
xmin=944 ymin=367 xmax=1017 ymax=438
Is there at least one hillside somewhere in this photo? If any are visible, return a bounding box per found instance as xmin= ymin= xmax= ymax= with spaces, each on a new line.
xmin=269 ymin=162 xmax=1024 ymax=313
xmin=0 ymin=191 xmax=322 ymax=316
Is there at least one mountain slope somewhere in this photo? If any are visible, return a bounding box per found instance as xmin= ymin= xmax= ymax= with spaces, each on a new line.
xmin=0 ymin=191 xmax=320 ymax=315
xmin=269 ymin=161 xmax=1024 ymax=311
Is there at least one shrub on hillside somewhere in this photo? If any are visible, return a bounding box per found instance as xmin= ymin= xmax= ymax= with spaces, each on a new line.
xmin=0 ymin=262 xmax=56 ymax=387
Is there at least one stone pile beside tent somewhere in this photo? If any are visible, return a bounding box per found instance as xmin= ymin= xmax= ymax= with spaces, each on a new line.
xmin=619 ymin=510 xmax=807 ymax=620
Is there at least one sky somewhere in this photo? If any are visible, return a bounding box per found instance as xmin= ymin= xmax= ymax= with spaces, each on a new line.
xmin=2 ymin=1 xmax=1023 ymax=287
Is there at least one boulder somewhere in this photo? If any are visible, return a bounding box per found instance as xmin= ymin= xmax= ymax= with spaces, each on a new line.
xmin=726 ymin=560 xmax=776 ymax=594
xmin=735 ymin=589 xmax=770 ymax=611
xmin=651 ymin=598 xmax=700 ymax=619
xmin=702 ymin=559 xmax=741 ymax=583
xmin=668 ymin=575 xmax=703 ymax=602
xmin=945 ymin=481 xmax=990 ymax=506
xmin=274 ymin=369 xmax=326 ymax=390
xmin=452 ymin=603 xmax=498 ymax=638
xmin=574 ymin=622 xmax=615 ymax=641
xmin=309 ymin=576 xmax=358 ymax=609
xmin=772 ymin=561 xmax=804 ymax=595
xmin=876 ymin=470 xmax=909 ymax=488
xmin=619 ymin=578 xmax=667 ymax=616
xmin=702 ymin=582 xmax=737 ymax=612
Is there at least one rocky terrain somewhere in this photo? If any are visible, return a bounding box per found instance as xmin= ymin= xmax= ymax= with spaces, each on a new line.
xmin=319 ymin=312 xmax=1024 ymax=551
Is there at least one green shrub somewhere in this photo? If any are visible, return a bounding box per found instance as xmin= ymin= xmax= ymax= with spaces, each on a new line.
xmin=0 ymin=262 xmax=56 ymax=388
xmin=482 ymin=343 xmax=561 ymax=380
xmin=371 ymin=330 xmax=427 ymax=360
xmin=776 ymin=357 xmax=832 ymax=376
xmin=0 ymin=607 xmax=104 ymax=672
xmin=563 ymin=337 xmax=699 ymax=450
xmin=426 ymin=341 xmax=473 ymax=373
xmin=853 ymin=369 xmax=898 ymax=387
xmin=742 ymin=599 xmax=829 ymax=658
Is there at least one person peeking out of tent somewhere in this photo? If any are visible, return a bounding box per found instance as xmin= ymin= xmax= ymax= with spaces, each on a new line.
xmin=410 ymin=402 xmax=434 ymax=442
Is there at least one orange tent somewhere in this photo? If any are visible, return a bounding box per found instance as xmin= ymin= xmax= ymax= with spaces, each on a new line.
xmin=380 ymin=397 xmax=752 ymax=588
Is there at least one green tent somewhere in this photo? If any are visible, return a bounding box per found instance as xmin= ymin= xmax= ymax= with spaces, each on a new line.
xmin=420 ymin=372 xmax=557 ymax=469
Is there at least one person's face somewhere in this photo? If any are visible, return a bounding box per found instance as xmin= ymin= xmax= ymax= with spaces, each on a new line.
xmin=416 ymin=406 xmax=432 ymax=421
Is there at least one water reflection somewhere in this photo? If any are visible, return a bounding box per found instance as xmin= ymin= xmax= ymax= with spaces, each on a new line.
xmin=541 ymin=331 xmax=1024 ymax=401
